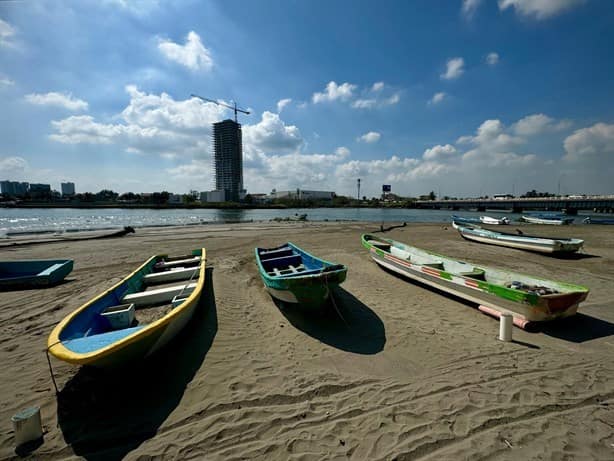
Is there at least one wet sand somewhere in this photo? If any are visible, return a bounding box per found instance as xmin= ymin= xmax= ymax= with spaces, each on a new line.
xmin=1 ymin=221 xmax=614 ymax=460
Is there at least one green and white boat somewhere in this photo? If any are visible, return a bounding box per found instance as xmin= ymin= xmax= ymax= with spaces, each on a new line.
xmin=255 ymin=242 xmax=347 ymax=309
xmin=362 ymin=234 xmax=588 ymax=328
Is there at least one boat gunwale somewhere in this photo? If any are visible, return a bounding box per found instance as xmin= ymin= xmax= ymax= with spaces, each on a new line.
xmin=452 ymin=222 xmax=584 ymax=246
xmin=47 ymin=249 xmax=206 ymax=364
xmin=254 ymin=241 xmax=347 ymax=282
xmin=360 ymin=233 xmax=589 ymax=298
xmin=0 ymin=259 xmax=73 ymax=282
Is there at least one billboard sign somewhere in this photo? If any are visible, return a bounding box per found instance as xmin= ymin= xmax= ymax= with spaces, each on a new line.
xmin=382 ymin=184 xmax=391 ymax=192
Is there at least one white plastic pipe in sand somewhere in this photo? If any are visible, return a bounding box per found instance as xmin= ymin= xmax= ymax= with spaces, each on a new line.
xmin=499 ymin=313 xmax=513 ymax=342
xmin=11 ymin=406 xmax=43 ymax=447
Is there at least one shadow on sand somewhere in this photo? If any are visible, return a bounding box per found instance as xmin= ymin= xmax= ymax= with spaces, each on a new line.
xmin=545 ymin=252 xmax=600 ymax=260
xmin=380 ymin=265 xmax=614 ymax=343
xmin=56 ymin=268 xmax=218 ymax=460
xmin=539 ymin=312 xmax=614 ymax=343
xmin=276 ymin=286 xmax=386 ymax=355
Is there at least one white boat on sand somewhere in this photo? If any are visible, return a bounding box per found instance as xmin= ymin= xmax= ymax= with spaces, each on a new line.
xmin=480 ymin=216 xmax=509 ymax=225
xmin=452 ymin=221 xmax=584 ymax=254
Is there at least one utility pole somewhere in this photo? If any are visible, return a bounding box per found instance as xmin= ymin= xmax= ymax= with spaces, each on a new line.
xmin=357 ymin=178 xmax=361 ymax=200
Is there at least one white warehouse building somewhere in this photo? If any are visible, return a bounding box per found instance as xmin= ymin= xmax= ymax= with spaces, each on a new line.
xmin=270 ymin=189 xmax=334 ymax=201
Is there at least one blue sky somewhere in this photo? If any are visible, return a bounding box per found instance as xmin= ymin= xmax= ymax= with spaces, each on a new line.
xmin=1 ymin=0 xmax=613 ymax=197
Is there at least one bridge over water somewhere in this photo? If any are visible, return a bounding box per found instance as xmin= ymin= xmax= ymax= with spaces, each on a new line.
xmin=415 ymin=196 xmax=614 ymax=214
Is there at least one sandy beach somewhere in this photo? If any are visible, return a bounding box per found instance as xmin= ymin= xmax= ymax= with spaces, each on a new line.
xmin=1 ymin=221 xmax=614 ymax=460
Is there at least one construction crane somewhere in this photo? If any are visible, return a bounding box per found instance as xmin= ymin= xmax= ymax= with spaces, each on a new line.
xmin=190 ymin=94 xmax=250 ymax=123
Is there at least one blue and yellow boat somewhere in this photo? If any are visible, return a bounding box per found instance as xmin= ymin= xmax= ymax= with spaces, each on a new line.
xmin=255 ymin=242 xmax=347 ymax=309
xmin=48 ymin=249 xmax=205 ymax=368
xmin=0 ymin=259 xmax=73 ymax=290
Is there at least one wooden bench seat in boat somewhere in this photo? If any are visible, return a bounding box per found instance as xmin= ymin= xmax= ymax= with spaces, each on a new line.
xmin=259 ymin=247 xmax=293 ymax=258
xmin=38 ymin=263 xmax=65 ymax=276
xmin=122 ymin=281 xmax=197 ymax=307
xmin=460 ymin=268 xmax=486 ymax=280
xmin=267 ymin=263 xmax=323 ymax=277
xmin=143 ymin=266 xmax=198 ymax=285
xmin=370 ymin=241 xmax=392 ymax=251
xmin=261 ymin=254 xmax=302 ymax=271
xmin=422 ymin=262 xmax=445 ymax=270
xmin=155 ymin=256 xmax=200 ymax=270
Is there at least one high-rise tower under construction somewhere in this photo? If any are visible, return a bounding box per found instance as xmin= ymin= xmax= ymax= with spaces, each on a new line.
xmin=212 ymin=119 xmax=243 ymax=202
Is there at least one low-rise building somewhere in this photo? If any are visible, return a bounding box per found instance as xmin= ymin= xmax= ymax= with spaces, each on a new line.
xmin=270 ymin=189 xmax=334 ymax=201
xmin=168 ymin=194 xmax=183 ymax=204
xmin=0 ymin=180 xmax=29 ymax=197
xmin=29 ymin=183 xmax=52 ymax=199
xmin=201 ymin=189 xmax=227 ymax=203
xmin=61 ymin=182 xmax=76 ymax=196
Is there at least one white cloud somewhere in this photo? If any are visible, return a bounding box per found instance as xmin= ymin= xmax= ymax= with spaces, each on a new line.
xmin=0 ymin=18 xmax=16 ymax=48
xmin=50 ymin=85 xmax=227 ymax=158
xmin=352 ymin=92 xmax=400 ymax=109
xmin=25 ymin=92 xmax=89 ymax=111
xmin=461 ymin=119 xmax=523 ymax=150
xmin=563 ymin=123 xmax=614 ymax=161
xmin=441 ymin=57 xmax=465 ymax=80
xmin=158 ymin=31 xmax=213 ymax=71
xmin=486 ymin=52 xmax=499 ymax=65
xmin=312 ymin=81 xmax=357 ymax=103
xmin=166 ymin=159 xmax=210 ymax=179
xmin=351 ymin=99 xmax=377 ymax=109
xmin=244 ymin=147 xmax=351 ymax=193
xmin=384 ymin=93 xmax=400 ymax=105
xmin=372 ymin=82 xmax=385 ymax=92
xmin=429 ymin=92 xmax=446 ymax=105
xmin=243 ymin=111 xmax=303 ymax=154
xmin=335 ymin=156 xmax=421 ymax=180
xmin=0 ymin=74 xmax=14 ymax=86
xmin=512 ymin=113 xmax=571 ymax=136
xmin=335 ymin=146 xmax=351 ymax=158
xmin=462 ymin=0 xmax=482 ymax=18
xmin=423 ymin=144 xmax=456 ymax=160
xmin=0 ymin=156 xmax=28 ymax=175
xmin=276 ymin=98 xmax=292 ymax=113
xmin=357 ymin=131 xmax=381 ymax=143
xmin=498 ymin=0 xmax=585 ymax=19
xmin=102 ymin=0 xmax=160 ymax=15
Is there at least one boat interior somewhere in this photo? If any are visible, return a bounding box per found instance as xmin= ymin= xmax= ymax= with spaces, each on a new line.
xmin=258 ymin=245 xmax=324 ymax=277
xmin=60 ymin=252 xmax=203 ymax=352
xmin=0 ymin=260 xmax=69 ymax=278
xmin=366 ymin=235 xmax=566 ymax=293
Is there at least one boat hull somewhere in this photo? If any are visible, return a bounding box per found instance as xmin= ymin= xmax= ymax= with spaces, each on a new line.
xmin=47 ymin=249 xmax=205 ymax=368
xmin=479 ymin=216 xmax=509 ymax=225
xmin=0 ymin=259 xmax=73 ymax=290
xmin=521 ymin=216 xmax=574 ymax=225
xmin=255 ymin=243 xmax=347 ymax=309
xmin=362 ymin=235 xmax=588 ymax=324
xmin=453 ymin=223 xmax=583 ymax=254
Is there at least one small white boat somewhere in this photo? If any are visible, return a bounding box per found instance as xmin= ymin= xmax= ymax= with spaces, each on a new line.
xmin=452 ymin=221 xmax=584 ymax=254
xmin=479 ymin=215 xmax=509 ymax=225
xmin=521 ymin=214 xmax=574 ymax=225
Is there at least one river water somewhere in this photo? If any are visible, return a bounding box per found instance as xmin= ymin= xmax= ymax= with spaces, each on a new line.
xmin=0 ymin=207 xmax=597 ymax=235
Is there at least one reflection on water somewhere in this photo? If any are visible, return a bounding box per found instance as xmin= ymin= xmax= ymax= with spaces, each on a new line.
xmin=0 ymin=207 xmax=598 ymax=234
